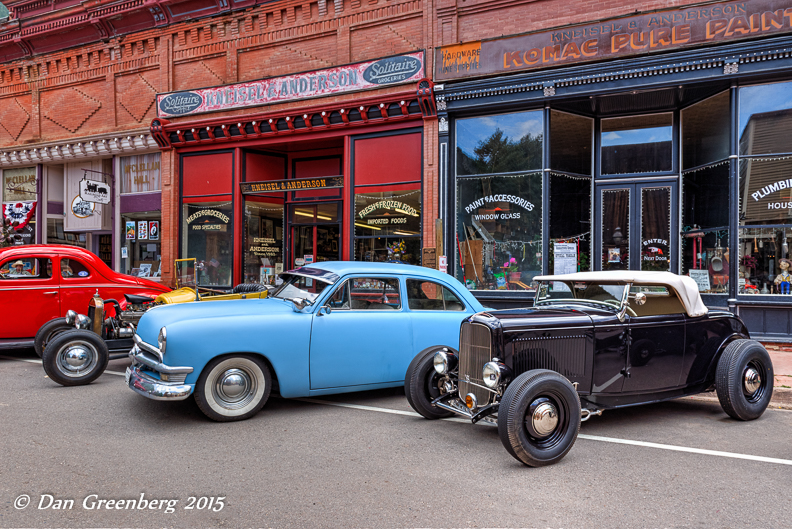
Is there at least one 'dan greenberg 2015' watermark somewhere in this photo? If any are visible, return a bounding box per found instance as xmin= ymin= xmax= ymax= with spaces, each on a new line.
xmin=13 ymin=493 xmax=225 ymax=514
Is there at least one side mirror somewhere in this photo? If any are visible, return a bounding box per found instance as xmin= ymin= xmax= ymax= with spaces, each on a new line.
xmin=632 ymin=292 xmax=647 ymax=306
xmin=318 ymin=305 xmax=332 ymax=316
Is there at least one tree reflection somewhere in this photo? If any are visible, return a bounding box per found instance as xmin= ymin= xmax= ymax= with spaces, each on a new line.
xmin=457 ymin=128 xmax=542 ymax=175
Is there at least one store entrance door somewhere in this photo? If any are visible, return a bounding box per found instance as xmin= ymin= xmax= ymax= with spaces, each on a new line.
xmin=289 ymin=202 xmax=342 ymax=267
xmin=595 ymin=181 xmax=678 ymax=273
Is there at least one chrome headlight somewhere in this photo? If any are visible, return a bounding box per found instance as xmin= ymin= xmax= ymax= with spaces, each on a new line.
xmin=483 ymin=361 xmax=511 ymax=388
xmin=433 ymin=349 xmax=457 ymax=375
xmin=75 ymin=314 xmax=91 ymax=329
xmin=65 ymin=310 xmax=77 ymax=325
xmin=158 ymin=327 xmax=167 ymax=354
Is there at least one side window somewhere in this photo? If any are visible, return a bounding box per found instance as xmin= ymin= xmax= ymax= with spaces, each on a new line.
xmin=407 ymin=279 xmax=465 ymax=311
xmin=61 ymin=258 xmax=91 ymax=278
xmin=0 ymin=257 xmax=52 ymax=279
xmin=348 ymin=277 xmax=401 ymax=310
xmin=326 ymin=281 xmax=351 ymax=309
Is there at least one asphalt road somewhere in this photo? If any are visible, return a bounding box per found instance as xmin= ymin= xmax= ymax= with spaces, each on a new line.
xmin=1 ymin=348 xmax=791 ymax=529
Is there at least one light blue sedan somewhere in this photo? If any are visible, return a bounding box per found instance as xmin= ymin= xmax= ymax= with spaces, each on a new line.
xmin=126 ymin=262 xmax=485 ymax=421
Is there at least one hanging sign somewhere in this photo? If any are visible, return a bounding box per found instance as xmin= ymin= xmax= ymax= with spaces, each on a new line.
xmin=71 ymin=196 xmax=95 ymax=218
xmin=156 ymin=51 xmax=424 ymax=118
xmin=2 ymin=201 xmax=36 ymax=229
xmin=436 ymin=0 xmax=792 ymax=81
xmin=240 ymin=176 xmax=343 ymax=194
xmin=79 ymin=179 xmax=111 ymax=205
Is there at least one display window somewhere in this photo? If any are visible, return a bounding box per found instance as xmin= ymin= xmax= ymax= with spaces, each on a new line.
xmin=354 ymin=187 xmax=421 ymax=265
xmin=600 ymin=114 xmax=673 ymax=175
xmin=46 ymin=218 xmax=87 ymax=249
xmin=243 ymin=197 xmax=284 ymax=285
xmin=456 ymin=110 xmax=543 ymax=176
xmin=122 ymin=212 xmax=162 ymax=278
xmin=182 ymin=201 xmax=234 ymax=287
xmin=2 ymin=167 xmax=38 ymax=246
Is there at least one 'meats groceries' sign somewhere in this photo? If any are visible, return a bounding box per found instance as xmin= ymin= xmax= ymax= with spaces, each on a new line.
xmin=157 ymin=52 xmax=424 ymax=118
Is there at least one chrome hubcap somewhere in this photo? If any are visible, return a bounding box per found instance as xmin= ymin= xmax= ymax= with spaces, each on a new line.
xmin=213 ymin=368 xmax=257 ymax=409
xmin=56 ymin=342 xmax=97 ymax=377
xmin=744 ymin=367 xmax=762 ymax=395
xmin=528 ymin=398 xmax=559 ymax=438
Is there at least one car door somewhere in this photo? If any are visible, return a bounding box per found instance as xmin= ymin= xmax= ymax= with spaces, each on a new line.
xmin=0 ymin=256 xmax=59 ymax=339
xmin=58 ymin=255 xmax=102 ymax=315
xmin=621 ymin=286 xmax=686 ymax=392
xmin=309 ymin=276 xmax=413 ymax=390
xmin=405 ymin=278 xmax=469 ymax=352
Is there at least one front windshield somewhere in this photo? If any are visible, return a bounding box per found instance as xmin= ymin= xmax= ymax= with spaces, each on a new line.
xmin=536 ymin=281 xmax=627 ymax=309
xmin=273 ymin=274 xmax=334 ymax=303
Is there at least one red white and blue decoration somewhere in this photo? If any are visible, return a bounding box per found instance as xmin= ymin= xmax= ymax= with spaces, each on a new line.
xmin=2 ymin=201 xmax=36 ymax=230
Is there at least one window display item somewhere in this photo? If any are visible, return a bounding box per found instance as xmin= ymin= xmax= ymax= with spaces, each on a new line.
xmin=775 ymin=259 xmax=792 ymax=295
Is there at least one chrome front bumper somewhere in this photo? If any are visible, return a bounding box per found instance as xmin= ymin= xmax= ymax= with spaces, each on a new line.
xmin=126 ymin=365 xmax=193 ymax=401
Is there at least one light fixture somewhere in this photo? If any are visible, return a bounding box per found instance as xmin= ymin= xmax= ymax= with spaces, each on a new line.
xmin=294 ymin=210 xmax=331 ymax=221
xmin=355 ymin=222 xmax=380 ymax=231
xmin=613 ymin=226 xmax=624 ymax=245
xmin=393 ymin=231 xmax=415 ymax=236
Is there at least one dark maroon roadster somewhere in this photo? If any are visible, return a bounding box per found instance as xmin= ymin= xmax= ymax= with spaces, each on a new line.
xmin=405 ymin=271 xmax=774 ymax=467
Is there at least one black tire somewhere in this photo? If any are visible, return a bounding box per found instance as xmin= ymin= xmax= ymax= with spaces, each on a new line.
xmin=231 ymin=283 xmax=270 ymax=294
xmin=497 ymin=369 xmax=581 ymax=467
xmin=41 ymin=330 xmax=109 ymax=386
xmin=630 ymin=339 xmax=656 ymax=367
xmin=34 ymin=317 xmax=73 ymax=358
xmin=194 ymin=355 xmax=272 ymax=422
xmin=405 ymin=346 xmax=456 ymax=420
xmin=716 ymin=339 xmax=774 ymax=421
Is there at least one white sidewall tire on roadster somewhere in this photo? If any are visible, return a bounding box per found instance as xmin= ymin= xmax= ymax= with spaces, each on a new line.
xmin=195 ymin=355 xmax=272 ymax=422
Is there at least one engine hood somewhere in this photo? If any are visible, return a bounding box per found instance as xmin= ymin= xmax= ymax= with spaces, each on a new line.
xmin=136 ymin=297 xmax=295 ymax=345
xmin=470 ymin=305 xmax=598 ymax=332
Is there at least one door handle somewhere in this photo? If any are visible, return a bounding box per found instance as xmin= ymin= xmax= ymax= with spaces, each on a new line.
xmin=42 ymin=291 xmax=58 ymax=295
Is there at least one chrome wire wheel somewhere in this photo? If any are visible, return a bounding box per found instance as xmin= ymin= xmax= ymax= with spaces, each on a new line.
xmin=195 ymin=355 xmax=272 ymax=422
xmin=55 ymin=340 xmax=99 ymax=378
xmin=212 ymin=367 xmax=258 ymax=410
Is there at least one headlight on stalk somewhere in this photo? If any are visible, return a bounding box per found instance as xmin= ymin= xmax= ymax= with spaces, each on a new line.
xmin=75 ymin=314 xmax=91 ymax=329
xmin=65 ymin=310 xmax=77 ymax=325
xmin=432 ymin=349 xmax=457 ymax=375
xmin=483 ymin=361 xmax=511 ymax=388
xmin=158 ymin=327 xmax=167 ymax=354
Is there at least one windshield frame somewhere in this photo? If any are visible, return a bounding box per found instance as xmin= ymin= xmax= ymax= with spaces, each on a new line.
xmin=534 ymin=280 xmax=631 ymax=312
xmin=272 ymin=271 xmax=338 ymax=303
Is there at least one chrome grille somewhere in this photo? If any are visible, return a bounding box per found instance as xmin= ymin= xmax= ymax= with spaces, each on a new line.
xmin=511 ymin=335 xmax=587 ymax=379
xmin=458 ymin=322 xmax=492 ymax=406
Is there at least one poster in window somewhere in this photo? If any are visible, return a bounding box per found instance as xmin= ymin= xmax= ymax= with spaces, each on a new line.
xmin=138 ymin=221 xmax=148 ymax=240
xmin=149 ymin=221 xmax=159 ymax=240
xmin=125 ymin=221 xmax=136 ymax=240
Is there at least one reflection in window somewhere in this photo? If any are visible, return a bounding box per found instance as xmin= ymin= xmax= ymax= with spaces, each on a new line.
xmin=354 ymin=188 xmax=420 ymax=265
xmin=406 ymin=279 xmax=465 ymax=311
xmin=349 ymin=277 xmax=401 ymax=309
xmin=550 ymin=111 xmax=592 ymax=175
xmin=738 ymin=228 xmax=791 ymax=295
xmin=244 ymin=198 xmax=284 ymax=285
xmin=456 ymin=173 xmax=543 ymax=290
xmin=739 ymin=158 xmax=792 ymax=225
xmin=682 ymin=91 xmax=730 ymax=169
xmin=456 ymin=110 xmax=543 ymax=175
xmin=549 ymin=174 xmax=591 ymax=273
xmin=601 ymin=114 xmax=673 ymax=174
xmin=739 ymin=81 xmax=792 ymax=156
xmin=0 ymin=257 xmax=51 ymax=279
xmin=181 ymin=201 xmax=234 ymax=287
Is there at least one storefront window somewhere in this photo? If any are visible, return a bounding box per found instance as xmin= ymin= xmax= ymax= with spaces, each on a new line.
xmin=122 ymin=212 xmax=161 ymax=278
xmin=682 ymin=91 xmax=730 ymax=169
xmin=738 ymin=227 xmax=790 ymax=295
xmin=120 ymin=154 xmax=161 ymax=193
xmin=456 ymin=173 xmax=543 ymax=290
xmin=601 ymin=189 xmax=630 ymax=271
xmin=549 ymin=173 xmax=591 ymax=274
xmin=2 ymin=167 xmax=37 ymax=245
xmin=739 ymin=81 xmax=792 ymax=156
xmin=550 ymin=111 xmax=592 ymax=175
xmin=46 ymin=218 xmax=87 ymax=249
xmin=243 ymin=198 xmax=284 ymax=284
xmin=182 ymin=201 xmax=233 ymax=287
xmin=354 ymin=188 xmax=421 ymax=264
xmin=456 ymin=110 xmax=543 ymax=176
xmin=601 ymin=114 xmax=673 ymax=175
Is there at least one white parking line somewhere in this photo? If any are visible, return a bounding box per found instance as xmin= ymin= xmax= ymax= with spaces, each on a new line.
xmin=0 ymin=355 xmax=126 ymax=376
xmin=300 ymin=398 xmax=792 ymax=467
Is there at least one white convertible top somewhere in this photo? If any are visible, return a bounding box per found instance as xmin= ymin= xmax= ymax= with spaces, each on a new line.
xmin=533 ymin=271 xmax=708 ymax=318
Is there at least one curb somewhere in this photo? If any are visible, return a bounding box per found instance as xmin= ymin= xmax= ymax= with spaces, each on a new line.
xmin=685 ymin=387 xmax=792 ymax=411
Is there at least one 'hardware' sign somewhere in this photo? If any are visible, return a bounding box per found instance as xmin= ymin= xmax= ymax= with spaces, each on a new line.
xmin=157 ymin=52 xmax=425 ymax=118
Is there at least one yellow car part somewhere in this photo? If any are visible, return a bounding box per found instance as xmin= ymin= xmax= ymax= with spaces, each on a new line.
xmin=154 ymin=287 xmax=268 ymax=304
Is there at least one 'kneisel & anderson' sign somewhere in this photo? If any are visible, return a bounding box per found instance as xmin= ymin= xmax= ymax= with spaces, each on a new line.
xmin=157 ymin=52 xmax=424 ymax=118
xmin=436 ymin=0 xmax=792 ymax=80
xmin=240 ymin=176 xmax=344 ymax=194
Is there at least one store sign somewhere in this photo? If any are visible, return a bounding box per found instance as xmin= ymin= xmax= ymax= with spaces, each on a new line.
xmin=436 ymin=0 xmax=792 ymax=80
xmin=2 ymin=168 xmax=36 ymax=202
xmin=464 ymin=194 xmax=535 ymax=220
xmin=240 ymin=176 xmax=343 ymax=194
xmin=689 ymin=269 xmax=712 ymax=291
xmin=358 ymin=200 xmax=419 ymax=218
xmin=121 ymin=154 xmax=161 ymax=194
xmin=71 ymin=196 xmax=95 ymax=218
xmin=79 ymin=179 xmax=111 ymax=205
xmin=186 ymin=208 xmax=230 ymax=231
xmin=156 ymin=51 xmax=425 ymax=118
xmin=642 ymin=238 xmax=669 ymax=262
xmin=2 ymin=201 xmax=36 ymax=229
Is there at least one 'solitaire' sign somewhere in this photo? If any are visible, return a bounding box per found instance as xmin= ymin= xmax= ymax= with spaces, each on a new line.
xmin=157 ymin=52 xmax=424 ymax=118
xmin=240 ymin=176 xmax=344 ymax=194
xmin=436 ymin=0 xmax=792 ymax=81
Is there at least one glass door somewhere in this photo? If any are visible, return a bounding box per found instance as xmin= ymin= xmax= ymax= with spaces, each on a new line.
xmin=289 ymin=202 xmax=342 ymax=268
xmin=595 ymin=181 xmax=678 ymax=272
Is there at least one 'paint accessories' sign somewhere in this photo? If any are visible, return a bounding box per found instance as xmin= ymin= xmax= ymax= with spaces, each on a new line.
xmin=157 ymin=52 xmax=424 ymax=118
